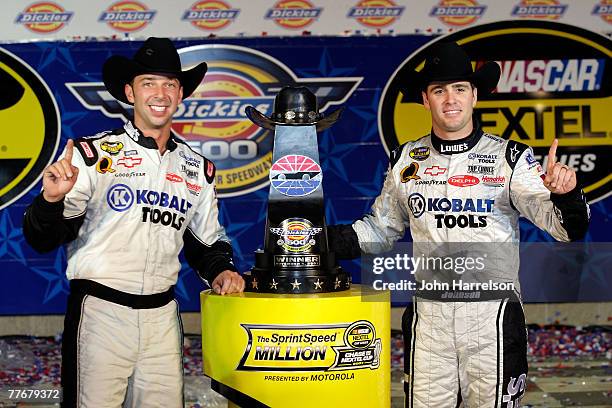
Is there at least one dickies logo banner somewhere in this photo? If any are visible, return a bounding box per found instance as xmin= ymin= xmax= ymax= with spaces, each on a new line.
xmin=15 ymin=2 xmax=74 ymax=33
xmin=347 ymin=0 xmax=404 ymax=28
xmin=379 ymin=20 xmax=611 ymax=203
xmin=67 ymin=44 xmax=361 ymax=197
xmin=99 ymin=1 xmax=156 ymax=33
xmin=0 ymin=48 xmax=60 ymax=210
xmin=511 ymin=0 xmax=568 ymax=20
xmin=429 ymin=0 xmax=486 ymax=27
xmin=182 ymin=0 xmax=240 ymax=31
xmin=265 ymin=0 xmax=322 ymax=30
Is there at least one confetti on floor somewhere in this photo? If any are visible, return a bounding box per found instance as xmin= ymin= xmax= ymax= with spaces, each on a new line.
xmin=0 ymin=325 xmax=610 ymax=407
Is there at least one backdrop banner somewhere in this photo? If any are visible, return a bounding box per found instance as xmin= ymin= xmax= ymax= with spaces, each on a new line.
xmin=1 ymin=22 xmax=609 ymax=314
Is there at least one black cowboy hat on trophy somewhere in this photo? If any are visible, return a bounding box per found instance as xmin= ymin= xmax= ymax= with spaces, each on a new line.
xmin=102 ymin=37 xmax=207 ymax=105
xmin=245 ymin=86 xmax=343 ymax=132
xmin=399 ymin=41 xmax=501 ymax=104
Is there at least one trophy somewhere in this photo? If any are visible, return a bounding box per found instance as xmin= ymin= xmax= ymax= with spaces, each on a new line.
xmin=243 ymin=86 xmax=351 ymax=293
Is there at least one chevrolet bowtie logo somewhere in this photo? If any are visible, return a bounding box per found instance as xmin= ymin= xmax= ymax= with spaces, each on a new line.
xmin=425 ymin=166 xmax=447 ymax=176
xmin=117 ymin=157 xmax=143 ymax=168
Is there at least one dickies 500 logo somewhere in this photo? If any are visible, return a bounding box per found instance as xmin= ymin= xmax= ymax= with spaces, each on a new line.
xmin=15 ymin=2 xmax=74 ymax=33
xmin=98 ymin=1 xmax=156 ymax=33
xmin=67 ymin=43 xmax=361 ymax=197
xmin=379 ymin=20 xmax=611 ymax=203
xmin=0 ymin=48 xmax=60 ymax=210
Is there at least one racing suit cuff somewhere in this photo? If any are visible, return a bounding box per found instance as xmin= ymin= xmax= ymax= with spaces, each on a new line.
xmin=550 ymin=187 xmax=582 ymax=204
xmin=550 ymin=188 xmax=590 ymax=241
xmin=327 ymin=224 xmax=361 ymax=260
xmin=33 ymin=193 xmax=65 ymax=222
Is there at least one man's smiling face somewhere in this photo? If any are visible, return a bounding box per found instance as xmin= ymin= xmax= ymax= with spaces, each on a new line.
xmin=125 ymin=73 xmax=183 ymax=132
xmin=422 ymin=81 xmax=477 ymax=139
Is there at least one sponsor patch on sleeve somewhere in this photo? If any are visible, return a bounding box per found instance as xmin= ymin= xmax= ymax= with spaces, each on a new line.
xmin=74 ymin=138 xmax=99 ymax=166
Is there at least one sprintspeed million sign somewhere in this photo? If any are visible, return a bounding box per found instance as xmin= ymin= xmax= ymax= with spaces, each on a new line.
xmin=379 ymin=21 xmax=611 ymax=203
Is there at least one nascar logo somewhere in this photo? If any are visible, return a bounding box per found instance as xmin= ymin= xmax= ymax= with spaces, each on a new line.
xmin=265 ymin=0 xmax=322 ymax=30
xmin=182 ymin=0 xmax=240 ymax=31
xmin=430 ymin=0 xmax=486 ymax=27
xmin=495 ymin=59 xmax=605 ymax=93
xmin=15 ymin=2 xmax=73 ymax=33
xmin=67 ymin=44 xmax=361 ymax=197
xmin=511 ymin=0 xmax=567 ymax=20
xmin=347 ymin=0 xmax=404 ymax=28
xmin=99 ymin=1 xmax=156 ymax=33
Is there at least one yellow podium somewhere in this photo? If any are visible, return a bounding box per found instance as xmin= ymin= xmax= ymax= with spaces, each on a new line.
xmin=201 ymin=285 xmax=390 ymax=407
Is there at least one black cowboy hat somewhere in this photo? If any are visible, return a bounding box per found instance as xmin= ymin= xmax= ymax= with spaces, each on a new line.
xmin=245 ymin=86 xmax=343 ymax=132
xmin=399 ymin=41 xmax=500 ymax=104
xmin=102 ymin=37 xmax=207 ymax=105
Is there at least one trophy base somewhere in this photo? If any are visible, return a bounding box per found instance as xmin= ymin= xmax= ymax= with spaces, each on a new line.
xmin=244 ymin=267 xmax=351 ymax=294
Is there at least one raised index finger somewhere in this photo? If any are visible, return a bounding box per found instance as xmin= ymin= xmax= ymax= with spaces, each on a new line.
xmin=64 ymin=139 xmax=75 ymax=163
xmin=547 ymin=138 xmax=558 ymax=173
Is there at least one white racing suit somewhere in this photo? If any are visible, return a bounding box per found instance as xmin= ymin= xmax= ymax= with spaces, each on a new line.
xmin=329 ymin=123 xmax=589 ymax=408
xmin=23 ymin=121 xmax=235 ymax=408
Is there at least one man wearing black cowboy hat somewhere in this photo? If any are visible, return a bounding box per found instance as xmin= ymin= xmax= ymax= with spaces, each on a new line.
xmin=328 ymin=41 xmax=589 ymax=407
xmin=23 ymin=37 xmax=244 ymax=407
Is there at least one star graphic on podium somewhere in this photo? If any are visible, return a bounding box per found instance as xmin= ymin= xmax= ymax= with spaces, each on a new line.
xmin=314 ymin=279 xmax=323 ymax=290
xmin=291 ymin=279 xmax=302 ymax=291
xmin=251 ymin=278 xmax=258 ymax=290
xmin=334 ymin=277 xmax=341 ymax=289
xmin=270 ymin=279 xmax=278 ymax=290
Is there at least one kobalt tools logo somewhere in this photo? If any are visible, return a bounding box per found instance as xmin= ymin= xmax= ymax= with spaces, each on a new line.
xmin=107 ymin=184 xmax=134 ymax=212
xmin=511 ymin=0 xmax=567 ymax=20
xmin=67 ymin=44 xmax=360 ymax=198
xmin=265 ymin=0 xmax=322 ymax=30
xmin=15 ymin=2 xmax=73 ymax=33
xmin=592 ymin=0 xmax=612 ymax=24
xmin=237 ymin=321 xmax=382 ymax=372
xmin=182 ymin=0 xmax=240 ymax=31
xmin=99 ymin=1 xmax=156 ymax=32
xmin=347 ymin=0 xmax=404 ymax=28
xmin=379 ymin=21 xmax=611 ymax=203
xmin=0 ymin=47 xmax=60 ymax=210
xmin=430 ymin=0 xmax=486 ymax=27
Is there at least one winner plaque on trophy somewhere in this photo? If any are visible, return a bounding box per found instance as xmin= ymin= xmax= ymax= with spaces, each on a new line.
xmin=243 ymin=86 xmax=351 ymax=294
